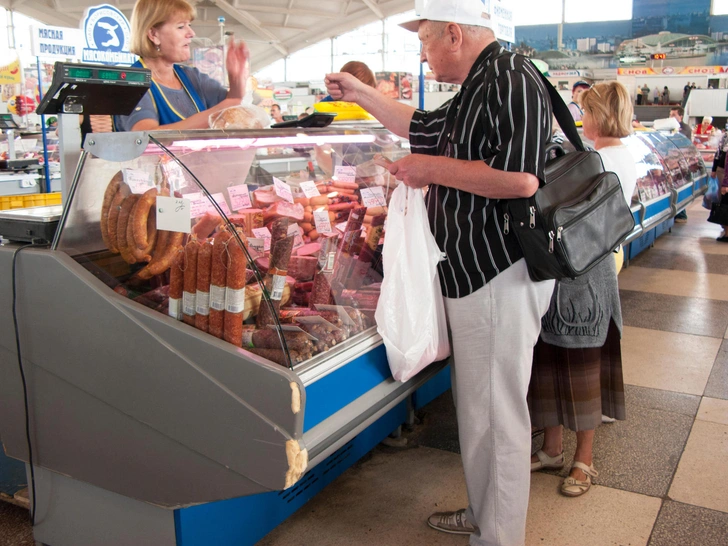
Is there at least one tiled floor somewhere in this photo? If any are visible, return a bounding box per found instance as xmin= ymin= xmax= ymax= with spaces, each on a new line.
xmin=3 ymin=201 xmax=728 ymax=546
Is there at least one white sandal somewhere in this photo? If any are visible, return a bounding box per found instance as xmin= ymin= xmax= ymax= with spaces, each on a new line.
xmin=531 ymin=449 xmax=565 ymax=472
xmin=561 ymin=461 xmax=598 ymax=497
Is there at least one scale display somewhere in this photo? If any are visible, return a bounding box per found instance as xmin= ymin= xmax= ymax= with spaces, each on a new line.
xmin=0 ymin=114 xmax=18 ymax=130
xmin=37 ymin=61 xmax=151 ymax=116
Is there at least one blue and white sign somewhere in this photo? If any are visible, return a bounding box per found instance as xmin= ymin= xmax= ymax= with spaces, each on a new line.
xmin=81 ymin=4 xmax=135 ymax=65
xmin=486 ymin=0 xmax=515 ymax=43
xmin=31 ymin=24 xmax=83 ymax=60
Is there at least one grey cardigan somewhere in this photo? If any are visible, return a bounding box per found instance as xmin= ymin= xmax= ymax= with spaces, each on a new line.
xmin=539 ymin=255 xmax=623 ymax=348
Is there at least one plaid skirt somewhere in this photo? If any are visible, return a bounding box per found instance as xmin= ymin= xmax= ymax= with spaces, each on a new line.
xmin=528 ymin=319 xmax=626 ymax=432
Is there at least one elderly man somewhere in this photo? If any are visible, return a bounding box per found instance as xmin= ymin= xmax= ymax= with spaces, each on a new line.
xmin=326 ymin=2 xmax=555 ymax=545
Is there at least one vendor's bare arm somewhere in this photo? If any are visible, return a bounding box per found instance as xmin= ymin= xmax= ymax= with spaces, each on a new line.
xmin=325 ymin=72 xmax=415 ymax=139
xmin=388 ymin=155 xmax=540 ymax=199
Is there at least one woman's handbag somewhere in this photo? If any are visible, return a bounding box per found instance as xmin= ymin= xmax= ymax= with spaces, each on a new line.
xmin=708 ymin=193 xmax=728 ymax=225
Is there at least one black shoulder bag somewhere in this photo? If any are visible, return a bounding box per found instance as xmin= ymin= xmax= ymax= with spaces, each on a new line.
xmin=501 ymin=68 xmax=636 ymax=282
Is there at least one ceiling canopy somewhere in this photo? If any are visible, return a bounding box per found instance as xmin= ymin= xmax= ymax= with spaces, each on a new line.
xmin=1 ymin=0 xmax=414 ymax=72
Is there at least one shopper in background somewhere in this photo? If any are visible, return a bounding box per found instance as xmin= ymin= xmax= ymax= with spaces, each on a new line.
xmin=115 ymin=0 xmax=249 ymax=131
xmin=529 ymin=81 xmax=636 ymax=498
xmin=669 ymin=106 xmax=692 ymax=141
xmin=326 ymin=1 xmax=555 ymax=544
xmin=718 ymin=157 xmax=728 ymax=242
xmin=695 ymin=116 xmax=715 ymax=138
xmin=639 ymin=83 xmax=649 ymax=106
xmin=320 ymin=61 xmax=376 ymax=102
xmin=568 ymin=81 xmax=590 ymax=122
xmin=653 ymin=86 xmax=660 ymax=105
xmin=661 ymin=86 xmax=670 ymax=105
xmin=270 ymin=103 xmax=284 ymax=124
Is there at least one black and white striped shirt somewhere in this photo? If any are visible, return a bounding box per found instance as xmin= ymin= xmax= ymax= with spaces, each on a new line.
xmin=409 ymin=42 xmax=552 ymax=298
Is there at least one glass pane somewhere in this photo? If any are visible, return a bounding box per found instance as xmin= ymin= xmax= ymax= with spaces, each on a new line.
xmin=625 ymin=134 xmax=669 ymax=202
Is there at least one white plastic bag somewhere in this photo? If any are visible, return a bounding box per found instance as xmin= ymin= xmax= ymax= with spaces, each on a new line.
xmin=375 ymin=184 xmax=450 ymax=381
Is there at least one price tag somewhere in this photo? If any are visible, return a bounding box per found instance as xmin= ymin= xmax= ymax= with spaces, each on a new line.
xmin=252 ymin=227 xmax=272 ymax=252
xmin=299 ymin=180 xmax=321 ymax=198
xmin=227 ymin=184 xmax=252 ymax=211
xmin=315 ymin=304 xmax=356 ymax=327
xmin=335 ymin=221 xmax=348 ymax=233
xmin=123 ymin=169 xmax=154 ymax=194
xmin=248 ymin=237 xmax=266 ymax=253
xmin=187 ymin=193 xmax=207 ymax=219
xmin=288 ymin=223 xmax=305 ymax=251
xmin=334 ymin=165 xmax=356 ymax=183
xmin=294 ymin=315 xmax=340 ymax=331
xmin=266 ymin=324 xmax=319 ymax=341
xmin=313 ymin=210 xmax=332 ymax=234
xmin=161 ymin=160 xmax=187 ymax=191
xmin=273 ymin=177 xmax=294 ymax=203
xmin=210 ymin=192 xmax=232 ymax=216
xmin=360 ymin=186 xmax=387 ymax=208
xmin=156 ymin=196 xmax=191 ymax=233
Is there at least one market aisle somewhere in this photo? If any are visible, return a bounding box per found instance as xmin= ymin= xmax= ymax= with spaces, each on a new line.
xmin=260 ymin=200 xmax=728 ymax=546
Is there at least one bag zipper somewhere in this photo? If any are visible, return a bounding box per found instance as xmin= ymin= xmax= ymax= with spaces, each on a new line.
xmin=546 ymin=153 xmax=594 ymax=183
xmin=503 ymin=213 xmax=509 ymax=234
xmin=547 ymin=182 xmax=622 ymax=254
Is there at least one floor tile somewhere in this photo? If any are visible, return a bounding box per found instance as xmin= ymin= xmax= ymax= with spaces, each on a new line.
xmin=533 ymin=391 xmax=694 ymax=498
xmin=527 ymin=474 xmax=661 ymax=546
xmin=0 ymin=501 xmax=33 ymax=546
xmin=618 ymin=266 xmax=728 ymax=301
xmin=258 ymin=446 xmax=469 ymax=546
xmin=652 ymin=235 xmax=728 ymax=256
xmin=704 ymin=340 xmax=728 ymax=400
xmin=619 ymin=289 xmax=728 ymax=338
xmin=696 ymin=397 xmax=728 ymax=426
xmin=669 ymin=420 xmax=728 ymax=513
xmin=648 ymin=500 xmax=728 ymax=546
xmin=624 ymin=385 xmax=701 ymax=418
xmin=622 ymin=326 xmax=721 ymax=395
xmin=628 ymin=248 xmax=728 ymax=275
xmin=412 ymin=391 xmax=460 ymax=454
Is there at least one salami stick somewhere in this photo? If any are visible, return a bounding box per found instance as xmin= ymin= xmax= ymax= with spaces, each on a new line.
xmin=101 ymin=171 xmax=123 ymax=252
xmin=182 ymin=239 xmax=199 ymax=326
xmin=209 ymin=229 xmax=231 ymax=339
xmin=168 ymin=250 xmax=185 ymax=320
xmin=195 ymin=240 xmax=213 ymax=333
xmin=106 ymin=183 xmax=131 ymax=254
xmin=247 ymin=347 xmax=304 ymax=366
xmin=256 ymin=218 xmax=294 ymax=328
xmin=346 ymin=213 xmax=385 ymax=289
xmin=118 ymin=194 xmax=140 ymax=264
xmin=223 ymin=231 xmax=247 ymax=346
xmin=240 ymin=329 xmax=313 ymax=353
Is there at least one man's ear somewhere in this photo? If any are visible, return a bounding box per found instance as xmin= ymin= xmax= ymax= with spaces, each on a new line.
xmin=445 ymin=23 xmax=464 ymax=51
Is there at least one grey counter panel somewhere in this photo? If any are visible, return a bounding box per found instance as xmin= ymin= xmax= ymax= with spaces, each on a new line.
xmin=0 ymin=246 xmax=305 ymax=507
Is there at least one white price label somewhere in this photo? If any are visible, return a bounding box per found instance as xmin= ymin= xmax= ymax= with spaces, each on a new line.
xmin=252 ymin=227 xmax=271 ymax=239
xmin=313 ymin=210 xmax=332 ymax=234
xmin=210 ymin=192 xmax=232 ymax=216
xmin=124 ymin=169 xmax=154 ymax=194
xmin=267 ymin=324 xmax=319 ymax=341
xmin=299 ymin=180 xmax=321 ymax=198
xmin=271 ymin=275 xmax=287 ymax=301
xmin=248 ymin=237 xmax=267 ymax=253
xmin=161 ymin=160 xmax=187 ymax=191
xmin=156 ymin=196 xmax=191 ymax=233
xmin=288 ymin=224 xmax=305 ymax=251
xmin=360 ymin=186 xmax=387 ymax=208
xmin=334 ymin=166 xmax=356 ymax=183
xmin=185 ymin=192 xmax=207 ymax=219
xmin=227 ymin=184 xmax=252 ymax=211
xmin=273 ymin=177 xmax=294 ymax=203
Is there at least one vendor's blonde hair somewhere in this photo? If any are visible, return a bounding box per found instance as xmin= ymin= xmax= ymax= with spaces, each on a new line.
xmin=580 ymin=82 xmax=633 ymax=138
xmin=130 ymin=0 xmax=196 ymax=59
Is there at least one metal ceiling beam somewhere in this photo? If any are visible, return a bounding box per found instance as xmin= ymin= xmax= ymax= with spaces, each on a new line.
xmin=361 ymin=0 xmax=383 ymax=19
xmin=234 ymin=4 xmax=337 ymax=18
xmin=212 ymin=0 xmax=288 ymax=56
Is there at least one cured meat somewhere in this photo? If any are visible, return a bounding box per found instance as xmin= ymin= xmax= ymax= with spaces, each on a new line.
xmin=195 ymin=240 xmax=213 ymax=333
xmin=101 ymin=171 xmax=124 ymax=252
xmin=256 ymin=218 xmax=294 ymax=328
xmin=223 ymin=231 xmax=248 ymax=346
xmin=168 ymin=250 xmax=185 ymax=320
xmin=192 ymin=212 xmax=221 ymax=240
xmin=182 ymin=239 xmax=199 ymax=326
xmin=346 ymin=213 xmax=385 ymax=290
xmin=117 ymin=194 xmax=140 ymax=264
xmin=130 ymin=187 xmax=159 ymax=250
xmin=209 ymin=229 xmax=232 ymax=339
xmin=228 ymin=210 xmax=263 ymax=237
xmin=262 ymin=201 xmax=305 ymax=224
xmin=137 ymin=230 xmax=186 ymax=279
xmin=255 ymin=255 xmax=317 ymax=281
xmin=252 ymin=187 xmax=280 ymax=208
xmin=127 ymin=204 xmax=156 ymax=263
xmin=247 ymin=347 xmax=306 ymax=366
xmin=240 ymin=328 xmax=313 ymax=353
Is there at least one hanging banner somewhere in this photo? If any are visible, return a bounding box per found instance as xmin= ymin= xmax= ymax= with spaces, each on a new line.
xmin=487 ymin=0 xmax=515 ymax=43
xmin=81 ymin=4 xmax=135 ymax=66
xmin=618 ymin=66 xmax=728 ymax=76
xmin=31 ymin=25 xmax=84 ymax=60
xmin=0 ymin=54 xmax=22 ymax=85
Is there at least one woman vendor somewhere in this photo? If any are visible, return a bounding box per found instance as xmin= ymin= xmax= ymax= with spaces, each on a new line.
xmin=115 ymin=0 xmax=249 ymax=131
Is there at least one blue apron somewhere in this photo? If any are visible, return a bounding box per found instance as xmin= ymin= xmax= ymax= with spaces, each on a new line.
xmin=133 ymin=59 xmax=207 ymax=125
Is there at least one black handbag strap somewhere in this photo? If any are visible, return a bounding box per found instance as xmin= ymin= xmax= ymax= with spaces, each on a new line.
xmin=531 ymin=65 xmax=586 ymax=153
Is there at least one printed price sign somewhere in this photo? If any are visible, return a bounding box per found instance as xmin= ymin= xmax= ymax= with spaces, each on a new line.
xmin=248 ymin=237 xmax=266 ymax=253
xmin=360 ymin=186 xmax=387 ymax=208
xmin=252 ymin=227 xmax=272 ymax=252
xmin=334 ymin=165 xmax=356 ymax=183
xmin=273 ymin=177 xmax=294 ymax=203
xmin=186 ymin=192 xmax=207 ymax=219
xmin=156 ymin=196 xmax=191 ymax=233
xmin=288 ymin=223 xmax=305 ymax=251
xmin=124 ymin=169 xmax=154 ymax=194
xmin=227 ymin=184 xmax=252 ymax=210
xmin=313 ymin=210 xmax=332 ymax=234
xmin=299 ymin=180 xmax=321 ymax=198
xmin=210 ymin=192 xmax=232 ymax=216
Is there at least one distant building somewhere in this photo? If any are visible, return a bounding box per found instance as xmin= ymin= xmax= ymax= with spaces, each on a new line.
xmin=577 ymin=37 xmax=597 ymax=52
xmin=597 ymin=42 xmax=614 ymax=53
xmin=616 ymin=31 xmax=717 ymax=63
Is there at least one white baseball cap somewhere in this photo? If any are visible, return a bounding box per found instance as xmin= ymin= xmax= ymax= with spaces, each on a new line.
xmin=399 ymin=0 xmax=493 ymax=33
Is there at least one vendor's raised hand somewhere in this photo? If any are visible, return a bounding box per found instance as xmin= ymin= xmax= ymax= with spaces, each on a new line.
xmin=325 ymin=72 xmax=366 ymax=103
xmin=226 ymin=38 xmax=250 ymax=98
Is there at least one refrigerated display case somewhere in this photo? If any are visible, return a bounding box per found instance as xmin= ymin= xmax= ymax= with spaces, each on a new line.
xmin=0 ymin=126 xmax=451 ymax=546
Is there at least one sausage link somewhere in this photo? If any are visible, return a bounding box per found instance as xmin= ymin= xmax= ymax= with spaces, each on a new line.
xmin=182 ymin=239 xmax=199 ymax=326
xmin=101 ymin=171 xmax=123 ymax=252
xmin=195 ymin=240 xmax=213 ymax=333
xmin=106 ymin=183 xmax=131 ymax=254
xmin=117 ymin=194 xmax=140 ymax=264
xmin=208 ymin=229 xmax=232 ymax=339
xmin=168 ymin=249 xmax=185 ymax=320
